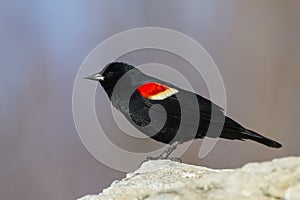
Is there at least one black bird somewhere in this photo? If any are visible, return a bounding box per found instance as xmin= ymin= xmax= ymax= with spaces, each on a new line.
xmin=85 ymin=62 xmax=281 ymax=159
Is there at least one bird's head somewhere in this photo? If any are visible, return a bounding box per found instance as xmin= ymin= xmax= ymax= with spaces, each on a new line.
xmin=85 ymin=62 xmax=138 ymax=98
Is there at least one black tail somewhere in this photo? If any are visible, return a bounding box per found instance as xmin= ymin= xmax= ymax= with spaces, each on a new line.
xmin=241 ymin=129 xmax=282 ymax=148
xmin=220 ymin=117 xmax=282 ymax=148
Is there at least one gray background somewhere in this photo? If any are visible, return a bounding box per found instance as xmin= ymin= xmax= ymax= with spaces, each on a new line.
xmin=1 ymin=0 xmax=299 ymax=199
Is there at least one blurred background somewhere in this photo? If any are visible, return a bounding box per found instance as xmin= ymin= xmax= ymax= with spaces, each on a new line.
xmin=1 ymin=0 xmax=299 ymax=199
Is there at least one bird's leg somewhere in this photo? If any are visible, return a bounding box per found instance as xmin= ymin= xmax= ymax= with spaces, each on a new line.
xmin=146 ymin=141 xmax=182 ymax=162
xmin=159 ymin=141 xmax=180 ymax=158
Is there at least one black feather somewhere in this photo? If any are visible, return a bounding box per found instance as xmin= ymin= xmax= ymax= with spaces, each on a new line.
xmin=93 ymin=62 xmax=282 ymax=148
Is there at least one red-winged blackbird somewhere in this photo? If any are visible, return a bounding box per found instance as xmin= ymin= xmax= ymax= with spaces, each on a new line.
xmin=86 ymin=62 xmax=281 ymax=158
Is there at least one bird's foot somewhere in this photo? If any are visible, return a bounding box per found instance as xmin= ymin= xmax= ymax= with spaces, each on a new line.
xmin=145 ymin=141 xmax=182 ymax=162
xmin=167 ymin=156 xmax=182 ymax=163
xmin=146 ymin=155 xmax=182 ymax=163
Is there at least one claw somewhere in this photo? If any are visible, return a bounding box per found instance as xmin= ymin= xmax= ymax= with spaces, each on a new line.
xmin=145 ymin=141 xmax=182 ymax=162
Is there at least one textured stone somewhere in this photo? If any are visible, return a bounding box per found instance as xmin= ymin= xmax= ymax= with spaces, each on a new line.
xmin=78 ymin=157 xmax=300 ymax=200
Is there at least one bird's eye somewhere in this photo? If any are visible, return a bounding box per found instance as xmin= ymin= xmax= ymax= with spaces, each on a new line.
xmin=107 ymin=72 xmax=113 ymax=77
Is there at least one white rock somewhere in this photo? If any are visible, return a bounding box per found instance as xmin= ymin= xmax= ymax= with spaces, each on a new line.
xmin=78 ymin=157 xmax=300 ymax=200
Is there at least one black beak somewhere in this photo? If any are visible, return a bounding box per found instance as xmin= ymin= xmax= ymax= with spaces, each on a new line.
xmin=84 ymin=73 xmax=104 ymax=81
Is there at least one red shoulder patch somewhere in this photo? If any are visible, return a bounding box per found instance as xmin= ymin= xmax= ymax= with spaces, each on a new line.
xmin=137 ymin=82 xmax=178 ymax=100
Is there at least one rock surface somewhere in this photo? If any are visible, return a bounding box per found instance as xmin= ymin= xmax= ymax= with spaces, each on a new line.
xmin=78 ymin=157 xmax=300 ymax=200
